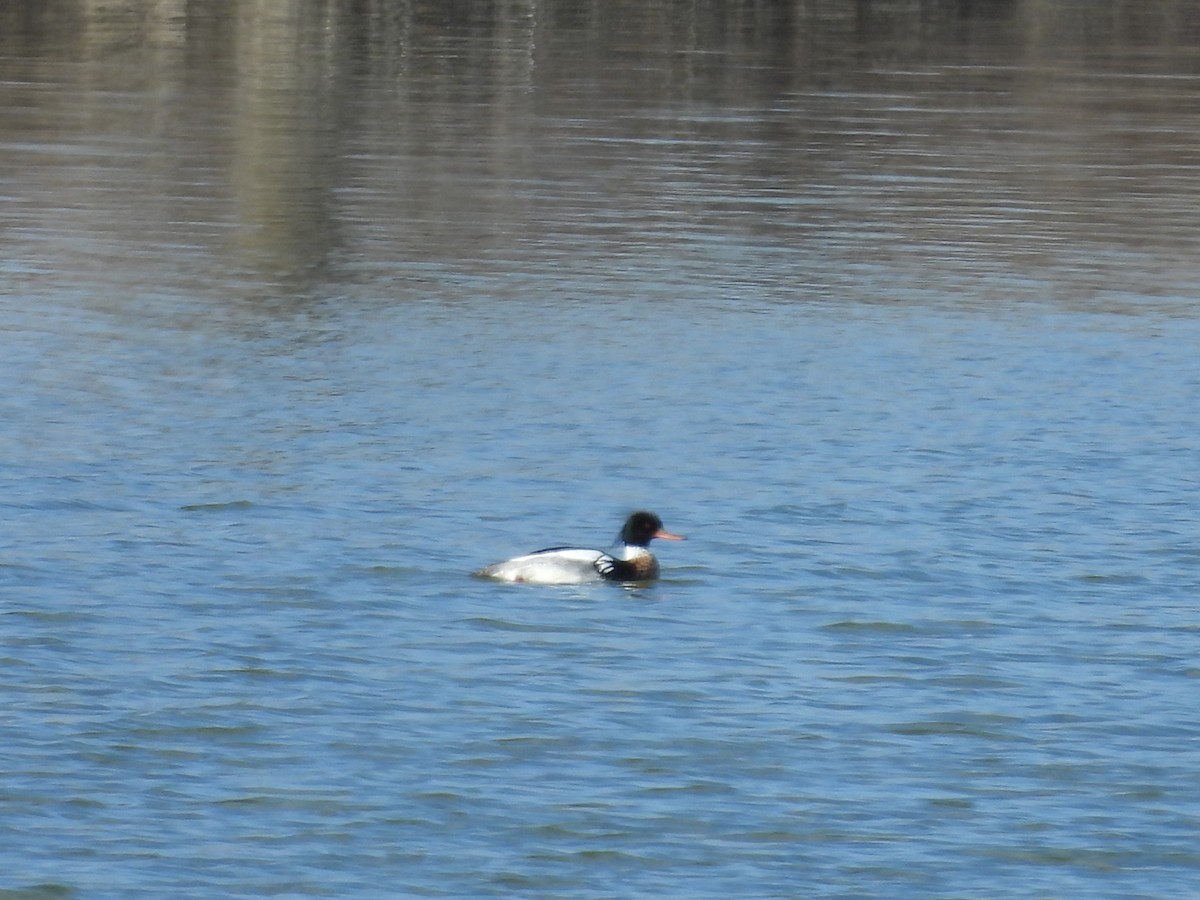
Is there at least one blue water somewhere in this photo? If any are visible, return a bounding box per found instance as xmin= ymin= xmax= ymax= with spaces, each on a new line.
xmin=4 ymin=3 xmax=1200 ymax=897
xmin=6 ymin=291 xmax=1199 ymax=897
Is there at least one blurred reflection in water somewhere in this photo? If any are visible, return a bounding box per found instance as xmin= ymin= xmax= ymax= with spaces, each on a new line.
xmin=1 ymin=0 xmax=1198 ymax=305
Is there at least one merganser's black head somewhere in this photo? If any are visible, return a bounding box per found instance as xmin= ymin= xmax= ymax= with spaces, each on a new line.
xmin=620 ymin=511 xmax=686 ymax=547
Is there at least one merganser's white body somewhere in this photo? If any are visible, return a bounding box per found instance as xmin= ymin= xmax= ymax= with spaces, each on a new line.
xmin=474 ymin=512 xmax=684 ymax=585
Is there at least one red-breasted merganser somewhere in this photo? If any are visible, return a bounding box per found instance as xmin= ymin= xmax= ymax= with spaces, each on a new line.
xmin=473 ymin=511 xmax=685 ymax=584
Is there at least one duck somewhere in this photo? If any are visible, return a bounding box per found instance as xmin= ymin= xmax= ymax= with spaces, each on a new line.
xmin=473 ymin=511 xmax=685 ymax=584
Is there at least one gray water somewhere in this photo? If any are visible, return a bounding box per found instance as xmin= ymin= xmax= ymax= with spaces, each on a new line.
xmin=3 ymin=1 xmax=1200 ymax=897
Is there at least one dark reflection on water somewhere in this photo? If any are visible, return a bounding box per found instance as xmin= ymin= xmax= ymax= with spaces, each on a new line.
xmin=2 ymin=0 xmax=1199 ymax=308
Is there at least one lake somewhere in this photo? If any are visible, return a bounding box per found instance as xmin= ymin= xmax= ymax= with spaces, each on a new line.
xmin=2 ymin=1 xmax=1200 ymax=897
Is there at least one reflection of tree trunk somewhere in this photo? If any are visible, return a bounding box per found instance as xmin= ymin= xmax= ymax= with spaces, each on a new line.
xmin=230 ymin=2 xmax=341 ymax=285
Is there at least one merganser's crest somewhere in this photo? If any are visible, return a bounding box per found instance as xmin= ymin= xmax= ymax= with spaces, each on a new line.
xmin=473 ymin=511 xmax=685 ymax=585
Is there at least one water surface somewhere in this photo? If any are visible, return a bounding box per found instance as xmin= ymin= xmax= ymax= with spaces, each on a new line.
xmin=3 ymin=2 xmax=1200 ymax=897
